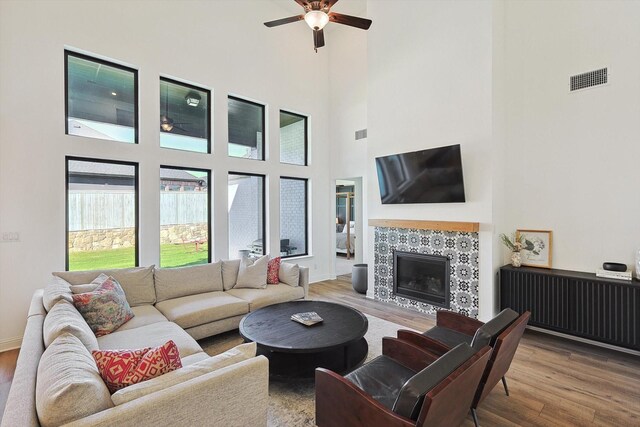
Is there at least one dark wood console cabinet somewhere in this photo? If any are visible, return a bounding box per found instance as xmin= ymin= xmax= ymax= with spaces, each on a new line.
xmin=500 ymin=265 xmax=639 ymax=352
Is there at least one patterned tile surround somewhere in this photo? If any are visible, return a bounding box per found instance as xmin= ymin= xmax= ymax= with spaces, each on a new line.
xmin=373 ymin=227 xmax=480 ymax=318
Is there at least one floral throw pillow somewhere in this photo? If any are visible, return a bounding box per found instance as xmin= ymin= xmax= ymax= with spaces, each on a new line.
xmin=72 ymin=276 xmax=134 ymax=337
xmin=92 ymin=340 xmax=182 ymax=393
xmin=267 ymin=257 xmax=281 ymax=284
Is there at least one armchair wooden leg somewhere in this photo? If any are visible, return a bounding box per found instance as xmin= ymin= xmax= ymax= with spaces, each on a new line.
xmin=471 ymin=408 xmax=479 ymax=427
xmin=502 ymin=376 xmax=510 ymax=396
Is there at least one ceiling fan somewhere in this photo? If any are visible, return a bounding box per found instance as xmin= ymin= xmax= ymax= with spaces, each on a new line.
xmin=264 ymin=0 xmax=372 ymax=52
xmin=160 ymin=85 xmax=191 ymax=133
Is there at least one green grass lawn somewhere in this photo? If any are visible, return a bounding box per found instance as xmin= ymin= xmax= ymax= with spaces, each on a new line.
xmin=69 ymin=244 xmax=209 ymax=271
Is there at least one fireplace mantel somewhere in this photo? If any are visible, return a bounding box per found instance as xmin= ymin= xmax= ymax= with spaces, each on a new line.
xmin=368 ymin=219 xmax=479 ymax=233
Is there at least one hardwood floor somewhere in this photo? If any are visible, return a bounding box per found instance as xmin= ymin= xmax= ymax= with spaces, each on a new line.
xmin=1 ymin=277 xmax=638 ymax=426
xmin=0 ymin=349 xmax=18 ymax=421
xmin=311 ymin=277 xmax=640 ymax=427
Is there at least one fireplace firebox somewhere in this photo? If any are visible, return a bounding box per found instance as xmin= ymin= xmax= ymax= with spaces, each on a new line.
xmin=393 ymin=251 xmax=450 ymax=309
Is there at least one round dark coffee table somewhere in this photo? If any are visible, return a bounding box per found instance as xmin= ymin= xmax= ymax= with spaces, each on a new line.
xmin=239 ymin=300 xmax=368 ymax=377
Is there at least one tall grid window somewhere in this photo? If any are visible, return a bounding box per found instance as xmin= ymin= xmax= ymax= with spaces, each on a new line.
xmin=160 ymin=78 xmax=210 ymax=153
xmin=228 ymin=173 xmax=265 ymax=258
xmin=228 ymin=96 xmax=265 ymax=160
xmin=280 ymin=177 xmax=308 ymax=257
xmin=66 ymin=157 xmax=138 ymax=271
xmin=65 ymin=51 xmax=138 ymax=144
xmin=160 ymin=166 xmax=211 ymax=268
xmin=280 ymin=111 xmax=308 ymax=166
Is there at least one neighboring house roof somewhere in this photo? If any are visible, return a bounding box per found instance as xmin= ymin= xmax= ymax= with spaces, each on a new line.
xmin=68 ymin=160 xmax=207 ymax=185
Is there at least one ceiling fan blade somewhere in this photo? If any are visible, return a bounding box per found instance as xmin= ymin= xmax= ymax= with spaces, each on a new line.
xmin=294 ymin=0 xmax=309 ymax=7
xmin=328 ymin=12 xmax=372 ymax=30
xmin=322 ymin=0 xmax=339 ymax=10
xmin=264 ymin=15 xmax=305 ymax=27
xmin=314 ymin=29 xmax=325 ymax=50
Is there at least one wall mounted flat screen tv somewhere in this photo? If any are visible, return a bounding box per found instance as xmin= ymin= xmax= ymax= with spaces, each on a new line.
xmin=376 ymin=144 xmax=466 ymax=204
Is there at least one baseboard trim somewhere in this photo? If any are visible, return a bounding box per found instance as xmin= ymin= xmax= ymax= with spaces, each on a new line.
xmin=309 ymin=273 xmax=334 ymax=283
xmin=0 ymin=336 xmax=22 ymax=353
xmin=526 ymin=326 xmax=640 ymax=357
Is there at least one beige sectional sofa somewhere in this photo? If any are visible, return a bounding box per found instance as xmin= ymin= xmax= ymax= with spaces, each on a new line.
xmin=1 ymin=260 xmax=309 ymax=427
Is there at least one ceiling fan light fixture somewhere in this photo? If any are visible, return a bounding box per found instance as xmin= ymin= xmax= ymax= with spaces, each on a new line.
xmin=160 ymin=117 xmax=174 ymax=132
xmin=304 ymin=10 xmax=329 ymax=30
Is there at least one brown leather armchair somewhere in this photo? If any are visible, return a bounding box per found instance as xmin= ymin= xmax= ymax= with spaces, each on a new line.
xmin=315 ymin=338 xmax=491 ymax=427
xmin=397 ymin=309 xmax=531 ymax=427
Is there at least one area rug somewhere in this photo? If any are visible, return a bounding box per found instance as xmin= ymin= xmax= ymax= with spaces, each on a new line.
xmin=199 ymin=315 xmax=416 ymax=427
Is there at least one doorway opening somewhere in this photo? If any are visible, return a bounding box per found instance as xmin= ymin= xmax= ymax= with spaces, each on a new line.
xmin=335 ymin=178 xmax=363 ymax=278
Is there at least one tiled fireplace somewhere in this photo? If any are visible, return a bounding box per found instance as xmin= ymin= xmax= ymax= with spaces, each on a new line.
xmin=373 ymin=225 xmax=480 ymax=318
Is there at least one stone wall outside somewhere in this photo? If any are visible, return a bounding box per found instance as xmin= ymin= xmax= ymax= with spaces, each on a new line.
xmin=69 ymin=223 xmax=208 ymax=251
xmin=160 ymin=223 xmax=208 ymax=245
xmin=68 ymin=228 xmax=135 ymax=252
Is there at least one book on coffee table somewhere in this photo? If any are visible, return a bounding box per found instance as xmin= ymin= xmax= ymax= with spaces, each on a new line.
xmin=291 ymin=311 xmax=323 ymax=326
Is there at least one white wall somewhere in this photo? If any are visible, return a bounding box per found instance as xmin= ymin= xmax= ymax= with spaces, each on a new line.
xmin=366 ymin=0 xmax=496 ymax=320
xmin=503 ymin=0 xmax=640 ymax=272
xmin=328 ymin=23 xmax=369 ymax=270
xmin=0 ymin=0 xmax=333 ymax=349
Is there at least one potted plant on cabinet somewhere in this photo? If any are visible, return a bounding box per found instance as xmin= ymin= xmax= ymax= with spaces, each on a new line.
xmin=500 ymin=233 xmax=525 ymax=267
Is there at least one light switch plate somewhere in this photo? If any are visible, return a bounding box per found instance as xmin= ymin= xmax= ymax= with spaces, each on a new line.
xmin=1 ymin=232 xmax=20 ymax=242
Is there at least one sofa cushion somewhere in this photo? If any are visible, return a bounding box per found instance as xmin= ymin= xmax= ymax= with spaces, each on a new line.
xmin=71 ymin=283 xmax=99 ymax=294
xmin=43 ymin=299 xmax=99 ymax=351
xmin=154 ymin=262 xmax=223 ymax=303
xmin=36 ymin=333 xmax=113 ymax=427
xmin=111 ymin=342 xmax=256 ymax=405
xmin=93 ymin=340 xmax=182 ymax=393
xmin=226 ymin=284 xmax=305 ymax=311
xmin=69 ymin=272 xmax=110 ymax=295
xmin=221 ymin=259 xmax=241 ymax=290
xmin=97 ymin=321 xmax=203 ymax=359
xmin=42 ymin=275 xmax=73 ymax=312
xmin=279 ymin=262 xmax=300 ymax=287
xmin=54 ymin=265 xmax=156 ymax=307
xmin=235 ymin=255 xmax=268 ymax=289
xmin=72 ymin=277 xmax=135 ymax=337
xmin=180 ymin=351 xmax=211 ymax=366
xmin=393 ymin=343 xmax=476 ymax=420
xmin=115 ymin=305 xmax=168 ymax=332
xmin=155 ymin=291 xmax=249 ymax=329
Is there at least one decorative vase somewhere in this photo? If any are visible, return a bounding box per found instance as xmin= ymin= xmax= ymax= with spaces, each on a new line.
xmin=511 ymin=251 xmax=522 ymax=268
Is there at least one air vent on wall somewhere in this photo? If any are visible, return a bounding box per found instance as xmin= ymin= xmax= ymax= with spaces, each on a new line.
xmin=570 ymin=68 xmax=608 ymax=92
xmin=355 ymin=129 xmax=367 ymax=140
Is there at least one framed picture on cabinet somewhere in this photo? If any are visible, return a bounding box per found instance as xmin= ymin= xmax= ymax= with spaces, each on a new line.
xmin=516 ymin=229 xmax=553 ymax=268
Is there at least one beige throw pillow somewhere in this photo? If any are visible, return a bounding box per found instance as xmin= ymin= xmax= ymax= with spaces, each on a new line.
xmin=221 ymin=259 xmax=241 ymax=290
xmin=69 ymin=272 xmax=110 ymax=294
xmin=42 ymin=276 xmax=73 ymax=312
xmin=111 ymin=342 xmax=257 ymax=405
xmin=279 ymin=262 xmax=300 ymax=287
xmin=36 ymin=333 xmax=113 ymax=427
xmin=154 ymin=262 xmax=223 ymax=302
xmin=234 ymin=255 xmax=268 ymax=289
xmin=43 ymin=300 xmax=99 ymax=351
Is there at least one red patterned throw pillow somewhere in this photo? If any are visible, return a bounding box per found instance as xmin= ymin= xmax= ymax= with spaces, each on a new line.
xmin=92 ymin=340 xmax=182 ymax=393
xmin=267 ymin=257 xmax=281 ymax=284
xmin=72 ymin=276 xmax=134 ymax=337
